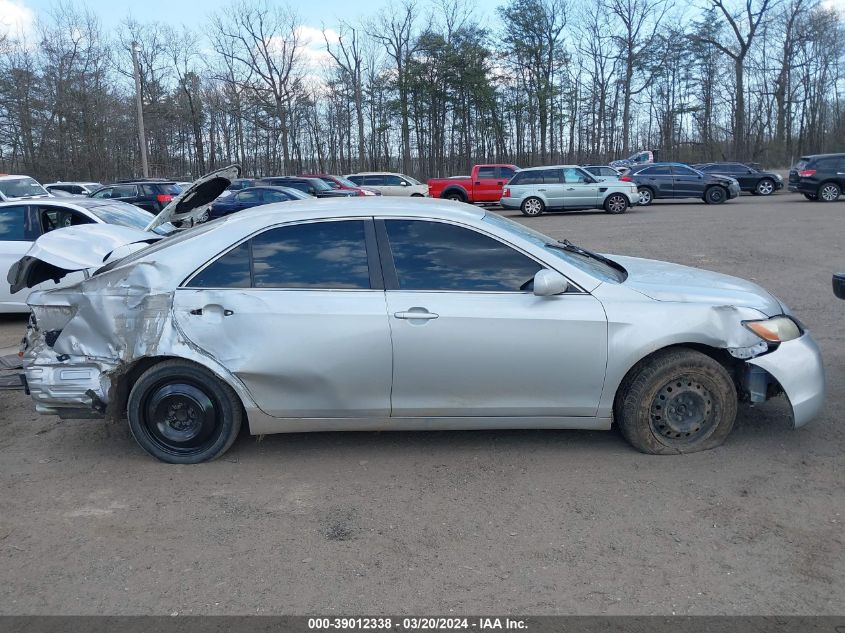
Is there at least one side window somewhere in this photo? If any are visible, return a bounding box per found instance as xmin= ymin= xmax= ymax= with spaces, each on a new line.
xmin=284 ymin=181 xmax=310 ymax=193
xmin=563 ymin=168 xmax=589 ymax=183
xmin=383 ymin=175 xmax=404 ymax=186
xmin=189 ymin=241 xmax=251 ymax=288
xmin=252 ymin=221 xmax=370 ymax=289
xmin=363 ymin=175 xmax=385 ymax=186
xmin=477 ymin=167 xmax=497 ymax=180
xmin=0 ymin=206 xmax=37 ymax=241
xmin=346 ymin=175 xmax=363 ymax=185
xmin=236 ymin=190 xmax=262 ymax=204
xmin=641 ymin=165 xmax=671 ymax=176
xmin=263 ymin=190 xmax=290 ymax=203
xmin=112 ymin=185 xmax=137 ymax=198
xmin=513 ymin=171 xmax=542 ymax=185
xmin=584 ymin=167 xmax=599 ymax=176
xmin=92 ymin=187 xmax=112 ymax=199
xmin=384 ymin=220 xmax=542 ymax=292
xmin=499 ymin=167 xmax=516 ymax=180
xmin=672 ymin=166 xmax=697 ymax=176
xmin=38 ymin=206 xmax=96 ymax=233
xmin=539 ymin=169 xmax=563 ymax=184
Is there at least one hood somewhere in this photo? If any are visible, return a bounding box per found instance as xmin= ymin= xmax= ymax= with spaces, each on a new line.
xmin=612 ymin=255 xmax=783 ymax=316
xmin=145 ymin=164 xmax=240 ymax=232
xmin=8 ymin=224 xmax=158 ymax=293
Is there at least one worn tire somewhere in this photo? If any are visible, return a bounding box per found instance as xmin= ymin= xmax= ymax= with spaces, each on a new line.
xmin=704 ymin=186 xmax=727 ymax=204
xmin=604 ymin=193 xmax=628 ymax=214
xmin=637 ymin=187 xmax=653 ymax=206
xmin=755 ymin=178 xmax=775 ymax=196
xmin=818 ymin=182 xmax=840 ymax=202
xmin=614 ymin=348 xmax=737 ymax=455
xmin=521 ymin=196 xmax=545 ymax=216
xmin=127 ymin=360 xmax=243 ymax=464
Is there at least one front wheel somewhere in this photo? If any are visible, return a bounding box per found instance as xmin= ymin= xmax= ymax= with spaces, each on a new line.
xmin=704 ymin=186 xmax=727 ymax=204
xmin=615 ymin=348 xmax=737 ymax=454
xmin=410 ymin=193 xmax=425 ymax=198
xmin=604 ymin=193 xmax=628 ymax=214
xmin=520 ymin=197 xmax=545 ymax=216
xmin=637 ymin=187 xmax=653 ymax=206
xmin=818 ymin=182 xmax=841 ymax=202
xmin=127 ymin=360 xmax=243 ymax=464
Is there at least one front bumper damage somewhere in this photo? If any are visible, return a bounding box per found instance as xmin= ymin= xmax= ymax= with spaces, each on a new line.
xmin=745 ymin=333 xmax=826 ymax=428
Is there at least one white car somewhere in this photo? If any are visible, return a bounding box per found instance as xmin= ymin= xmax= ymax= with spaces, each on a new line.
xmin=44 ymin=182 xmax=103 ymax=196
xmin=0 ymin=175 xmax=51 ymax=202
xmin=0 ymin=198 xmax=161 ymax=312
xmin=344 ymin=172 xmax=428 ymax=197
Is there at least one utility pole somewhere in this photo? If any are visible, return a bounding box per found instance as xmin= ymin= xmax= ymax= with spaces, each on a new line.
xmin=131 ymin=41 xmax=150 ymax=178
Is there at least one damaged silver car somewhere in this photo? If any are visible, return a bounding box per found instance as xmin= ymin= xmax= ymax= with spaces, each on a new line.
xmin=9 ymin=170 xmax=825 ymax=463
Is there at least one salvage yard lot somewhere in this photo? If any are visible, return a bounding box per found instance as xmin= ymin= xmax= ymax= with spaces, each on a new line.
xmin=0 ymin=193 xmax=842 ymax=615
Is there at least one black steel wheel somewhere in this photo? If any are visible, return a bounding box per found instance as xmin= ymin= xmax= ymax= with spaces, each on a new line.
xmin=704 ymin=186 xmax=727 ymax=204
xmin=614 ymin=347 xmax=737 ymax=454
xmin=128 ymin=360 xmax=242 ymax=464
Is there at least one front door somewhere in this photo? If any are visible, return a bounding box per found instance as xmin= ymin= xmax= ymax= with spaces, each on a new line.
xmin=0 ymin=205 xmax=39 ymax=311
xmin=671 ymin=165 xmax=706 ymax=198
xmin=173 ymin=218 xmax=392 ymax=418
xmin=379 ymin=219 xmax=608 ymax=418
xmin=562 ymin=167 xmax=600 ymax=209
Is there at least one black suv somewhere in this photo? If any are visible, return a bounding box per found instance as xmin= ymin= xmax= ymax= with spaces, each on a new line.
xmin=88 ymin=180 xmax=183 ymax=213
xmin=621 ymin=163 xmax=741 ymax=205
xmin=789 ymin=154 xmax=845 ymax=201
xmin=693 ymin=162 xmax=783 ymax=196
xmin=258 ymin=177 xmax=357 ymax=198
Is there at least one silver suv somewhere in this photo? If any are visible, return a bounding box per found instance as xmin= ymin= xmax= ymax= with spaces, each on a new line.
xmin=500 ymin=165 xmax=639 ymax=216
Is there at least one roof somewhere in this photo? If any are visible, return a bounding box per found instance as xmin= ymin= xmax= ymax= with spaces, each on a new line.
xmin=344 ymin=171 xmax=406 ymax=176
xmin=0 ymin=175 xmax=38 ymax=181
xmin=517 ymin=164 xmax=584 ymax=171
xmin=221 ymin=195 xmax=485 ymax=225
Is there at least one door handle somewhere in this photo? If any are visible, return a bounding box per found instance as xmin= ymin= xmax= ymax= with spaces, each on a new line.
xmin=394 ymin=310 xmax=439 ymax=320
xmin=566 ymin=187 xmax=575 ymax=191
xmin=497 ymin=181 xmax=503 ymax=185
xmin=538 ymin=188 xmax=547 ymax=191
xmin=189 ymin=307 xmax=234 ymax=316
xmin=474 ymin=181 xmax=481 ymax=185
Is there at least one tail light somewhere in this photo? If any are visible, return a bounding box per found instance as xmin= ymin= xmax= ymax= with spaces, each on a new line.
xmin=619 ymin=175 xmax=632 ymax=182
xmin=503 ymin=188 xmax=511 ymax=197
xmin=357 ymin=190 xmax=366 ymax=196
xmin=798 ymin=169 xmax=816 ymax=177
xmin=156 ymin=194 xmax=173 ymax=203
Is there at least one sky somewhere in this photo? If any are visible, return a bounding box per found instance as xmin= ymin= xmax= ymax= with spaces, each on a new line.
xmin=2 ymin=0 xmax=501 ymax=40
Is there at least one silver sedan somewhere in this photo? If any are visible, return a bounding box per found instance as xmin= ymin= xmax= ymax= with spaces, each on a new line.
xmin=10 ymin=175 xmax=825 ymax=463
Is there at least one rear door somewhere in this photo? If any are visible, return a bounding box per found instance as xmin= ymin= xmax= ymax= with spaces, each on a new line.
xmin=637 ymin=165 xmax=673 ymax=198
xmin=536 ymin=168 xmax=566 ymax=208
xmin=562 ymin=167 xmax=599 ymax=208
xmin=0 ymin=205 xmax=40 ymax=311
xmin=173 ymin=218 xmax=393 ymax=419
xmin=671 ymin=165 xmax=706 ymax=198
xmin=473 ymin=166 xmax=501 ymax=202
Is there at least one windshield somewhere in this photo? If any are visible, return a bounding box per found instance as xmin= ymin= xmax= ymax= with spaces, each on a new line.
xmin=482 ymin=213 xmax=626 ymax=283
xmin=334 ymin=176 xmax=360 ymax=188
xmin=285 ymin=188 xmax=312 ymax=200
xmin=0 ymin=177 xmax=49 ymax=199
xmin=86 ymin=202 xmax=154 ymax=230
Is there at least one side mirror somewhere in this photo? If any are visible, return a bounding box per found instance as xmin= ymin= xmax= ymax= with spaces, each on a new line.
xmin=833 ymin=273 xmax=845 ymax=300
xmin=533 ymin=269 xmax=570 ymax=296
xmin=400 ymin=181 xmax=409 ymax=186
xmin=308 ymin=187 xmax=316 ymax=195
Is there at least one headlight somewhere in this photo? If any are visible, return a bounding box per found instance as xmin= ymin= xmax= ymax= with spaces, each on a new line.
xmin=775 ymin=174 xmax=783 ymax=181
xmin=743 ymin=316 xmax=802 ymax=342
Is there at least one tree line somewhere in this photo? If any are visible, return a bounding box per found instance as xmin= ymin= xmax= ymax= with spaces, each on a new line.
xmin=0 ymin=0 xmax=842 ymax=183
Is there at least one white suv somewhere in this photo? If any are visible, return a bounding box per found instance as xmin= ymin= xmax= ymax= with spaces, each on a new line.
xmin=0 ymin=175 xmax=51 ymax=201
xmin=344 ymin=172 xmax=428 ymax=197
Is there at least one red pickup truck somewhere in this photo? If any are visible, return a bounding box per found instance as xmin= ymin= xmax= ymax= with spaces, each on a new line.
xmin=427 ymin=164 xmax=520 ymax=203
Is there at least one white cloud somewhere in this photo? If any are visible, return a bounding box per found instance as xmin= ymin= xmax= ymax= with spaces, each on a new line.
xmin=296 ymin=25 xmax=340 ymax=69
xmin=0 ymin=0 xmax=34 ymax=39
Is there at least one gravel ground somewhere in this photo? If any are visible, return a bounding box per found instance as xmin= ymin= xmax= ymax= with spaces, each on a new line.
xmin=0 ymin=192 xmax=842 ymax=615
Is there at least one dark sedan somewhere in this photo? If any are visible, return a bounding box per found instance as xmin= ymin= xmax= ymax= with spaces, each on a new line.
xmin=693 ymin=162 xmax=783 ymax=196
xmin=207 ymin=186 xmax=310 ymax=220
xmin=258 ymin=176 xmax=358 ymax=198
xmin=620 ymin=163 xmax=741 ymax=205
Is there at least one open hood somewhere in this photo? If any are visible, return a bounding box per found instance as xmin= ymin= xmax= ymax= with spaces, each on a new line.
xmin=145 ymin=164 xmax=240 ymax=232
xmin=7 ymin=225 xmax=158 ymax=293
xmin=7 ymin=165 xmax=241 ymax=293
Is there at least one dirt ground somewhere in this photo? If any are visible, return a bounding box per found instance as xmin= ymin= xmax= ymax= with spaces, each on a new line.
xmin=0 ymin=192 xmax=843 ymax=615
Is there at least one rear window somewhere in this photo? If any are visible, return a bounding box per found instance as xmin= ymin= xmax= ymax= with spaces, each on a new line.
xmin=794 ymin=158 xmax=809 ymax=171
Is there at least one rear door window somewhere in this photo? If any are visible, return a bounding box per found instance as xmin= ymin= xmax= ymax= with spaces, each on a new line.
xmin=477 ymin=167 xmax=497 ymax=180
xmin=539 ymin=169 xmax=564 ymax=184
xmin=112 ymin=185 xmax=138 ymax=199
xmin=640 ymin=166 xmax=671 ymax=176
xmin=363 ymin=175 xmax=386 ymax=186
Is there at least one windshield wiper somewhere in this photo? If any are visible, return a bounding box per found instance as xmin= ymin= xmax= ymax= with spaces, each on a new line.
xmin=545 ymin=239 xmax=626 ymax=273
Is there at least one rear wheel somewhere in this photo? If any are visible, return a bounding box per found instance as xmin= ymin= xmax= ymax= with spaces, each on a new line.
xmin=443 ymin=191 xmax=465 ymax=202
xmin=637 ymin=187 xmax=653 ymax=206
xmin=755 ymin=178 xmax=775 ymax=196
xmin=521 ymin=197 xmax=545 ymax=216
xmin=127 ymin=360 xmax=242 ymax=464
xmin=818 ymin=182 xmax=841 ymax=202
xmin=615 ymin=348 xmax=737 ymax=455
xmin=704 ymin=186 xmax=727 ymax=204
xmin=604 ymin=193 xmax=628 ymax=214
